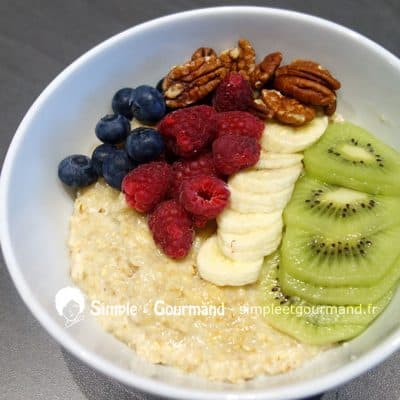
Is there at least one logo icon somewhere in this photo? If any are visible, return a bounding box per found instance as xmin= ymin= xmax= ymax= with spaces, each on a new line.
xmin=55 ymin=286 xmax=85 ymax=327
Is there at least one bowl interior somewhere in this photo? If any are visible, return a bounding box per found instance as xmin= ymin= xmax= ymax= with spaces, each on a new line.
xmin=2 ymin=7 xmax=400 ymax=400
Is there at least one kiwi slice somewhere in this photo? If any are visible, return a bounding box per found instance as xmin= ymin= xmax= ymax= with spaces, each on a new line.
xmin=284 ymin=175 xmax=400 ymax=234
xmin=279 ymin=252 xmax=400 ymax=305
xmin=280 ymin=225 xmax=400 ymax=287
xmin=304 ymin=122 xmax=400 ymax=195
xmin=258 ymin=255 xmax=391 ymax=345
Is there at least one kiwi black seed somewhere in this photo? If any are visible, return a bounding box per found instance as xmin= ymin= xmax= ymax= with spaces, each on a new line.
xmin=309 ymin=236 xmax=372 ymax=257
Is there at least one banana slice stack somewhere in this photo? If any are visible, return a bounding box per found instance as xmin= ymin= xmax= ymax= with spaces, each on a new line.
xmin=196 ymin=115 xmax=328 ymax=286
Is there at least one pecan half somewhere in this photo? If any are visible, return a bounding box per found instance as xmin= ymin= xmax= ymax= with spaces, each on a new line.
xmin=219 ymin=38 xmax=256 ymax=80
xmin=162 ymin=56 xmax=228 ymax=108
xmin=249 ymin=98 xmax=274 ymax=120
xmin=274 ymin=75 xmax=336 ymax=107
xmin=250 ymin=51 xmax=283 ymax=89
xmin=191 ymin=47 xmax=217 ymax=60
xmin=261 ymin=89 xmax=316 ymax=126
xmin=324 ymin=100 xmax=337 ymax=116
xmin=290 ymin=60 xmax=341 ymax=90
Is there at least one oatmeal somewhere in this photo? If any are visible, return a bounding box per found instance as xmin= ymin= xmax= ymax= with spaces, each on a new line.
xmin=69 ymin=180 xmax=320 ymax=383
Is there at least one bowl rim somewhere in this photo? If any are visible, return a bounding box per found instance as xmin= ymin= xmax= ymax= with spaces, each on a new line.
xmin=1 ymin=6 xmax=400 ymax=400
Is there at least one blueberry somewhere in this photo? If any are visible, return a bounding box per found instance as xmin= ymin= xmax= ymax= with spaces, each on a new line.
xmin=126 ymin=127 xmax=165 ymax=163
xmin=58 ymin=155 xmax=97 ymax=188
xmin=131 ymin=85 xmax=166 ymax=123
xmin=102 ymin=149 xmax=136 ymax=190
xmin=91 ymin=144 xmax=117 ymax=176
xmin=95 ymin=114 xmax=130 ymax=144
xmin=112 ymin=88 xmax=136 ymax=120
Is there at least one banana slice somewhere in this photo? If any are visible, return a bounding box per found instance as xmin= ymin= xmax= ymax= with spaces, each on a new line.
xmin=196 ymin=236 xmax=263 ymax=286
xmin=228 ymin=164 xmax=303 ymax=194
xmin=217 ymin=208 xmax=282 ymax=234
xmin=218 ymin=219 xmax=283 ymax=258
xmin=254 ymin=151 xmax=304 ymax=169
xmin=261 ymin=115 xmax=328 ymax=153
xmin=219 ymin=235 xmax=282 ymax=261
xmin=229 ymin=185 xmax=294 ymax=213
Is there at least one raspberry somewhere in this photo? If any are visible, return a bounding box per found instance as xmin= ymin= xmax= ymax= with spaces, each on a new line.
xmin=122 ymin=161 xmax=171 ymax=213
xmin=213 ymin=135 xmax=261 ymax=175
xmin=180 ymin=175 xmax=230 ymax=219
xmin=215 ymin=111 xmax=264 ymax=140
xmin=169 ymin=152 xmax=218 ymax=197
xmin=158 ymin=105 xmax=216 ymax=157
xmin=191 ymin=214 xmax=209 ymax=228
xmin=212 ymin=72 xmax=253 ymax=112
xmin=148 ymin=199 xmax=194 ymax=259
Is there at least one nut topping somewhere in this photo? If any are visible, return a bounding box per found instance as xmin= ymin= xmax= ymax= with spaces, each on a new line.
xmin=274 ymin=75 xmax=336 ymax=107
xmin=261 ymin=89 xmax=316 ymax=126
xmin=249 ymin=98 xmax=274 ymax=120
xmin=250 ymin=51 xmax=282 ymax=89
xmin=191 ymin=47 xmax=217 ymax=60
xmin=274 ymin=60 xmax=340 ymax=117
xmin=220 ymin=38 xmax=256 ymax=80
xmin=289 ymin=60 xmax=341 ymax=90
xmin=162 ymin=56 xmax=228 ymax=108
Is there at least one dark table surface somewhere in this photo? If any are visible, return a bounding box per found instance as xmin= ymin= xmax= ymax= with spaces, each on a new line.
xmin=1 ymin=1 xmax=399 ymax=399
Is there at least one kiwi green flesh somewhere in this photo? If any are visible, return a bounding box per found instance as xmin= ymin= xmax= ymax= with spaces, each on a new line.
xmin=258 ymin=255 xmax=387 ymax=345
xmin=279 ymin=252 xmax=400 ymax=305
xmin=284 ymin=175 xmax=400 ymax=234
xmin=280 ymin=225 xmax=400 ymax=287
xmin=304 ymin=122 xmax=400 ymax=195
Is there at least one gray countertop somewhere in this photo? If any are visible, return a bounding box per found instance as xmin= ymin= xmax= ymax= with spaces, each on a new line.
xmin=1 ymin=1 xmax=399 ymax=399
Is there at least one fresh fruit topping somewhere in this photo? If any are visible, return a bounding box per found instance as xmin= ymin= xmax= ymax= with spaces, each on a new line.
xmin=196 ymin=235 xmax=263 ymax=286
xmin=95 ymin=114 xmax=130 ymax=144
xmin=304 ymin=122 xmax=400 ymax=195
xmin=131 ymin=85 xmax=166 ymax=123
xmin=212 ymin=72 xmax=253 ymax=112
xmin=284 ymin=175 xmax=400 ymax=234
xmin=215 ymin=111 xmax=264 ymax=140
xmin=229 ymin=185 xmax=294 ymax=214
xmin=228 ymin=164 xmax=303 ymax=194
xmin=125 ymin=127 xmax=165 ymax=164
xmin=218 ymin=223 xmax=282 ymax=262
xmin=259 ymin=254 xmax=390 ymax=345
xmin=280 ymin=224 xmax=400 ymax=287
xmin=217 ymin=209 xmax=282 ymax=234
xmin=158 ymin=105 xmax=216 ymax=157
xmin=58 ymin=155 xmax=97 ymax=188
xmin=279 ymin=253 xmax=400 ymax=306
xmin=122 ymin=161 xmax=171 ymax=213
xmin=191 ymin=214 xmax=209 ymax=228
xmin=261 ymin=115 xmax=328 ymax=154
xmin=212 ymin=135 xmax=261 ymax=175
xmin=102 ymin=149 xmax=136 ymax=190
xmin=170 ymin=152 xmax=218 ymax=196
xmin=111 ymin=87 xmax=137 ymax=120
xmin=148 ymin=199 xmax=194 ymax=259
xmin=180 ymin=175 xmax=230 ymax=219
xmin=254 ymin=151 xmax=304 ymax=170
xmin=91 ymin=144 xmax=117 ymax=176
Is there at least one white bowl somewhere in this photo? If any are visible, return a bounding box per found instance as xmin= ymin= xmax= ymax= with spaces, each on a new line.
xmin=1 ymin=6 xmax=400 ymax=400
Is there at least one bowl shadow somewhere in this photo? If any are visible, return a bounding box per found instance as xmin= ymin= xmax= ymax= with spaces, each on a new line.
xmin=61 ymin=347 xmax=164 ymax=400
